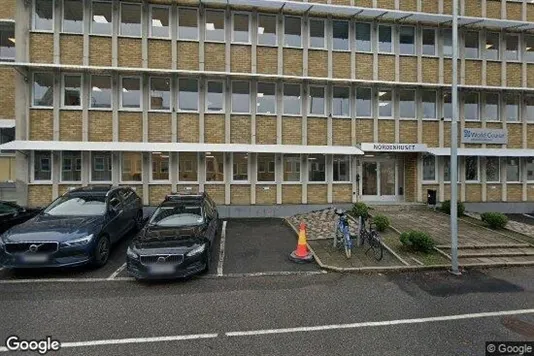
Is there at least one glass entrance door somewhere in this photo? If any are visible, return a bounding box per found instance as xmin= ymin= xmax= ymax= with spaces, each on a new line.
xmin=362 ymin=162 xmax=378 ymax=196
xmin=360 ymin=158 xmax=402 ymax=202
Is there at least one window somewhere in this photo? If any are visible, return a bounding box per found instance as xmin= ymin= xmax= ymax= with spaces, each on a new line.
xmin=333 ymin=21 xmax=349 ymax=51
xmin=332 ymin=87 xmax=350 ymax=117
xmin=422 ymin=28 xmax=436 ymax=56
xmin=422 ymin=90 xmax=436 ymax=119
xmin=92 ymin=1 xmax=112 ymax=35
xmin=333 ymin=155 xmax=350 ymax=182
xmin=231 ymin=81 xmax=250 ymax=113
xmin=91 ymin=152 xmax=111 ymax=182
xmin=233 ymin=14 xmax=249 ymax=43
xmin=178 ymin=8 xmax=198 ymax=40
xmin=464 ymin=31 xmax=479 ymax=59
xmin=34 ymin=151 xmax=51 ymax=181
xmin=399 ymin=89 xmax=415 ymax=119
xmin=257 ymin=82 xmax=276 ymax=114
xmin=356 ymin=88 xmax=372 ymax=117
xmin=442 ymin=29 xmax=452 ymax=57
xmin=284 ymin=17 xmax=301 ymax=47
xmin=0 ymin=127 xmax=14 ymax=145
xmin=33 ymin=73 xmax=54 ymax=107
xmin=505 ymin=34 xmax=519 ymax=61
xmin=378 ymin=89 xmax=392 ymax=118
xmin=526 ymin=95 xmax=534 ymax=122
xmin=207 ymin=81 xmax=224 ymax=112
xmin=527 ymin=158 xmax=534 ymax=182
xmin=63 ymin=0 xmax=83 ymax=33
xmin=178 ymin=79 xmax=198 ymax=111
xmin=90 ymin=75 xmax=112 ymax=108
xmin=232 ymin=153 xmax=249 ymax=181
xmin=150 ymin=6 xmax=170 ymax=38
xmin=309 ymin=86 xmax=325 ymax=116
xmin=464 ymin=92 xmax=479 ymax=121
xmin=121 ymin=77 xmax=141 ymax=109
xmin=150 ymin=77 xmax=171 ymax=111
xmin=60 ymin=76 xmax=81 ymax=111
xmin=485 ymin=32 xmax=500 ymax=60
xmin=283 ymin=154 xmax=300 ymax=182
xmin=206 ymin=152 xmax=224 ymax=182
xmin=178 ymin=152 xmax=198 ymax=181
xmin=355 ymin=23 xmax=371 ymax=52
xmin=506 ymin=157 xmax=521 ymax=182
xmin=378 ymin=25 xmax=392 ymax=53
xmin=525 ymin=35 xmax=534 ymax=63
xmin=122 ymin=152 xmax=142 ymax=182
xmin=283 ymin=84 xmax=301 ymax=115
xmin=505 ymin=95 xmax=519 ymax=122
xmin=151 ymin=152 xmax=169 ymax=181
xmin=422 ymin=154 xmax=436 ymax=181
xmin=308 ymin=155 xmax=325 ymax=182
xmin=205 ymin=10 xmax=225 ymax=42
xmin=258 ymin=14 xmax=276 ymax=46
xmin=0 ymin=24 xmax=15 ymax=61
xmin=309 ymin=19 xmax=325 ymax=49
xmin=443 ymin=158 xmax=460 ymax=182
xmin=443 ymin=91 xmax=452 ymax=119
xmin=62 ymin=151 xmax=81 ymax=182
xmin=34 ymin=0 xmax=53 ymax=31
xmin=257 ymin=153 xmax=275 ymax=182
xmin=465 ymin=156 xmax=479 ymax=182
xmin=486 ymin=157 xmax=500 ymax=183
xmin=485 ymin=93 xmax=500 ymax=121
xmin=399 ymin=26 xmax=415 ymax=55
xmin=120 ymin=3 xmax=141 ymax=37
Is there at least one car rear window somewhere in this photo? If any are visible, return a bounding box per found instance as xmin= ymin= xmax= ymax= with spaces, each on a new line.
xmin=44 ymin=195 xmax=107 ymax=216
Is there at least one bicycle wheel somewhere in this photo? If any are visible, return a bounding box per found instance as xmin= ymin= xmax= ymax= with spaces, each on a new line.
xmin=334 ymin=226 xmax=342 ymax=248
xmin=344 ymin=232 xmax=352 ymax=259
xmin=370 ymin=231 xmax=383 ymax=261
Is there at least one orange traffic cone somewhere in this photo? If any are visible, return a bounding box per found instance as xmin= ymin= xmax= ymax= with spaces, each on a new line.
xmin=289 ymin=222 xmax=314 ymax=263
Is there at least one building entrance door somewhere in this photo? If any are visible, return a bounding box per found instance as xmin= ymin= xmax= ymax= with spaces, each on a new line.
xmin=360 ymin=156 xmax=404 ymax=202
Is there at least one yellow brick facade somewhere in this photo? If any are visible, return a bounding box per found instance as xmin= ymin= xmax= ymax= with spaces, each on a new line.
xmin=332 ymin=119 xmax=352 ymax=146
xmin=422 ymin=58 xmax=439 ymax=84
xmin=230 ymin=116 xmax=251 ymax=144
xmin=231 ymin=46 xmax=251 ymax=73
xmin=205 ymin=43 xmax=226 ymax=72
xmin=178 ymin=114 xmax=200 ymax=143
xmin=30 ymin=110 xmax=53 ymax=141
xmin=149 ymin=185 xmax=172 ymax=206
xmin=399 ymin=122 xmax=418 ymax=143
xmin=60 ymin=35 xmax=83 ymax=65
xmin=333 ymin=184 xmax=352 ymax=203
xmin=257 ymin=47 xmax=278 ymax=74
xmin=204 ymin=184 xmax=225 ymax=205
xmin=399 ymin=57 xmax=417 ymax=83
xmin=507 ymin=185 xmax=523 ymax=202
xmin=230 ymin=185 xmax=251 ymax=205
xmin=148 ymin=113 xmax=172 ymax=143
xmin=89 ymin=37 xmax=112 ymax=66
xmin=356 ymin=54 xmax=373 ymax=80
xmin=283 ymin=49 xmax=303 ymax=76
xmin=119 ymin=112 xmax=143 ymax=142
xmin=59 ymin=111 xmax=82 ymax=141
xmin=332 ymin=52 xmax=351 ymax=79
xmin=282 ymin=117 xmax=302 ymax=145
xmin=205 ymin=115 xmax=225 ymax=143
xmin=148 ymin=40 xmax=172 ymax=69
xmin=378 ymin=120 xmax=395 ymax=143
xmin=89 ymin=111 xmax=113 ymax=142
xmin=282 ymin=185 xmax=302 ymax=204
xmin=422 ymin=122 xmax=439 ymax=147
xmin=0 ymin=68 xmax=15 ymax=119
xmin=307 ymin=119 xmax=327 ymax=146
xmin=118 ymin=38 xmax=142 ymax=68
xmin=256 ymin=185 xmax=277 ymax=205
xmin=307 ymin=185 xmax=327 ymax=204
xmin=27 ymin=185 xmax=53 ymax=208
xmin=308 ymin=50 xmax=328 ymax=78
xmin=357 ymin=119 xmax=374 ymax=143
xmin=256 ymin=116 xmax=277 ymax=145
xmin=0 ymin=0 xmax=15 ymax=19
xmin=378 ymin=55 xmax=395 ymax=82
xmin=178 ymin=42 xmax=199 ymax=70
xmin=30 ymin=33 xmax=53 ymax=63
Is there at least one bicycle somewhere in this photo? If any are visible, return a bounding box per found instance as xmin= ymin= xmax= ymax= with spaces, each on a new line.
xmin=333 ymin=208 xmax=352 ymax=259
xmin=360 ymin=215 xmax=384 ymax=261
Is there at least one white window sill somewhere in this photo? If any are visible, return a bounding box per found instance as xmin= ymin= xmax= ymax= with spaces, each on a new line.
xmin=506 ymin=181 xmax=523 ymax=184
xmin=309 ymin=47 xmax=327 ymax=51
xmin=332 ymin=181 xmax=352 ymax=184
xmin=118 ymin=35 xmax=142 ymax=40
xmin=332 ymin=49 xmax=351 ymax=53
xmin=231 ymin=112 xmax=252 ymax=115
xmin=283 ymin=46 xmax=303 ymax=50
xmin=282 ymin=181 xmax=301 ymax=184
xmin=506 ymin=121 xmax=522 ymax=124
xmin=332 ymin=115 xmax=351 ymax=119
xmin=30 ymin=106 xmax=54 ymax=110
xmin=308 ymin=114 xmax=327 ymax=118
xmin=307 ymin=181 xmax=326 ymax=184
xmin=119 ymin=108 xmax=143 ymax=112
xmin=205 ymin=39 xmax=226 ymax=44
xmin=355 ymin=50 xmax=373 ymax=55
xmin=282 ymin=113 xmax=302 ymax=117
xmin=422 ymin=118 xmax=439 ymax=121
xmin=149 ymin=181 xmax=171 ymax=184
xmin=422 ymin=180 xmax=438 ymax=184
xmin=120 ymin=181 xmax=143 ymax=185
xmin=257 ymin=181 xmax=276 ymax=184
xmin=421 ymin=54 xmax=438 ymax=59
xmin=487 ymin=181 xmax=501 ymax=184
xmin=399 ymin=53 xmax=417 ymax=57
xmin=256 ymin=112 xmax=277 ymax=117
xmin=205 ymin=181 xmax=225 ymax=184
xmin=231 ymin=42 xmax=252 ymax=46
xmin=356 ymin=116 xmax=373 ymax=119
xmin=177 ymin=110 xmax=200 ymax=114
xmin=148 ymin=109 xmax=172 ymax=113
xmin=231 ymin=181 xmax=250 ymax=184
xmin=29 ymin=181 xmax=52 ymax=185
xmin=257 ymin=43 xmax=278 ymax=48
xmin=89 ymin=108 xmax=112 ymax=111
xmin=148 ymin=37 xmax=171 ymax=41
xmin=206 ymin=110 xmax=225 ymax=114
xmin=90 ymin=33 xmax=112 ymax=38
xmin=89 ymin=181 xmax=112 ymax=184
xmin=61 ymin=107 xmax=83 ymax=111
xmin=465 ymin=181 xmax=481 ymax=184
xmin=30 ymin=29 xmax=54 ymax=34
xmin=177 ymin=39 xmax=200 ymax=43
xmin=177 ymin=181 xmax=199 ymax=184
xmin=60 ymin=32 xmax=83 ymax=36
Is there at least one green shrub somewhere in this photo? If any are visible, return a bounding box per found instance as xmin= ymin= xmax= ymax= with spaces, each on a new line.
xmin=399 ymin=231 xmax=435 ymax=253
xmin=480 ymin=212 xmax=508 ymax=230
xmin=373 ymin=214 xmax=390 ymax=232
xmin=351 ymin=202 xmax=369 ymax=218
xmin=440 ymin=200 xmax=465 ymax=216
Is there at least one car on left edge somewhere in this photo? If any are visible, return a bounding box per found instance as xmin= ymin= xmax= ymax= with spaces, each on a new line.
xmin=0 ymin=186 xmax=144 ymax=269
xmin=0 ymin=201 xmax=42 ymax=235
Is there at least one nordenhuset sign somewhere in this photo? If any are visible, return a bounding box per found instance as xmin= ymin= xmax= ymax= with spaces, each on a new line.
xmin=461 ymin=128 xmax=508 ymax=144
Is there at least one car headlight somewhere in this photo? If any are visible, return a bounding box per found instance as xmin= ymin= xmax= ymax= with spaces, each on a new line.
xmin=187 ymin=243 xmax=206 ymax=257
xmin=60 ymin=234 xmax=95 ymax=248
xmin=126 ymin=246 xmax=139 ymax=259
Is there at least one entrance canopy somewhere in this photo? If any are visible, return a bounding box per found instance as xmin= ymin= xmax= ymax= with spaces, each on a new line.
xmin=0 ymin=119 xmax=15 ymax=128
xmin=427 ymin=148 xmax=534 ymax=157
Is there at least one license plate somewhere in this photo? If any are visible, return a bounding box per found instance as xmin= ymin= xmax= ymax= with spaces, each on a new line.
xmin=20 ymin=254 xmax=49 ymax=263
xmin=149 ymin=264 xmax=175 ymax=274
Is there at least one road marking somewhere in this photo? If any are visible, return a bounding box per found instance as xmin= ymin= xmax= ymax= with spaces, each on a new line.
xmin=0 ymin=333 xmax=218 ymax=352
xmin=225 ymin=308 xmax=534 ymax=337
xmin=107 ymin=263 xmax=127 ymax=280
xmin=221 ymin=270 xmax=327 ymax=278
xmin=0 ymin=277 xmax=135 ymax=284
xmin=217 ymin=220 xmax=227 ymax=277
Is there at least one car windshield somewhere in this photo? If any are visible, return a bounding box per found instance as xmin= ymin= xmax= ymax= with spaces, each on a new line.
xmin=149 ymin=204 xmax=203 ymax=227
xmin=43 ymin=195 xmax=107 ymax=216
xmin=0 ymin=202 xmax=19 ymax=214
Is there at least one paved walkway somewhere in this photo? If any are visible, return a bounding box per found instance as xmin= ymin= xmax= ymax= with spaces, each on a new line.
xmin=287 ymin=207 xmax=358 ymax=241
xmin=467 ymin=212 xmax=534 ymax=240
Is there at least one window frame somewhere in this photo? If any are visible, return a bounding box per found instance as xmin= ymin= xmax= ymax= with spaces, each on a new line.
xmin=377 ymin=24 xmax=393 ymax=54
xmin=283 ymin=16 xmax=302 ymax=49
xmin=309 ymin=18 xmax=326 ymax=50
xmin=257 ymin=13 xmax=277 ymax=47
xmin=464 ymin=156 xmax=480 ymax=183
xmin=421 ymin=27 xmax=437 ymax=57
xmin=231 ymin=80 xmax=251 ymax=114
xmin=485 ymin=31 xmax=500 ymax=61
xmin=62 ymin=0 xmax=84 ymax=34
xmin=32 ymin=72 xmax=54 ymax=108
xmin=120 ymin=152 xmax=143 ymax=183
xmin=421 ymin=90 xmax=437 ymax=120
xmin=526 ymin=158 xmax=534 ymax=183
xmin=177 ymin=7 xmax=199 ymax=41
xmin=332 ymin=86 xmax=351 ymax=118
xmin=177 ymin=78 xmax=199 ymax=112
xmin=205 ymin=80 xmax=225 ymax=113
xmin=422 ymin=153 xmax=437 ymax=183
xmin=377 ymin=89 xmax=393 ymax=118
xmin=307 ymin=154 xmax=326 ymax=183
xmin=308 ymin=85 xmax=326 ymax=117
xmin=204 ymin=152 xmax=225 ymax=183
xmin=90 ymin=152 xmax=112 ymax=183
xmin=398 ymin=89 xmax=416 ymax=119
xmin=332 ymin=20 xmax=350 ymax=52
xmin=62 ymin=74 xmax=83 ymax=109
xmin=90 ymin=75 xmax=112 ymax=110
xmin=204 ymin=9 xmax=226 ymax=43
xmin=332 ymin=155 xmax=351 ymax=183
xmin=256 ymin=82 xmax=277 ymax=115
xmin=356 ymin=87 xmax=373 ymax=118
xmin=463 ymin=92 xmax=480 ymax=121
xmin=119 ymin=2 xmax=142 ymax=38
xmin=504 ymin=33 xmax=520 ymax=62
xmin=231 ymin=153 xmax=250 ymax=183
xmin=149 ymin=5 xmax=170 ymax=39
xmin=506 ymin=157 xmax=522 ymax=183
xmin=150 ymin=152 xmax=170 ymax=183
xmin=256 ymin=153 xmax=276 ymax=183
xmin=33 ymin=0 xmax=55 ymax=32
xmin=60 ymin=151 xmax=82 ymax=183
xmin=282 ymin=154 xmax=301 ymax=183
xmin=505 ymin=94 xmax=520 ymax=122
xmin=398 ymin=25 xmax=416 ymax=56
xmin=91 ymin=0 xmax=113 ymax=36
xmin=355 ymin=22 xmax=372 ymax=53
xmin=484 ymin=92 xmax=500 ymax=122
xmin=282 ymin=83 xmax=302 ymax=116
xmin=120 ymin=76 xmax=143 ymax=110
xmin=524 ymin=35 xmax=534 ymax=63
xmin=32 ymin=151 xmax=53 ymax=183
xmin=149 ymin=76 xmax=172 ymax=112
xmin=485 ymin=157 xmax=501 ymax=183
xmin=464 ymin=31 xmax=480 ymax=59
xmin=232 ymin=12 xmax=251 ymax=44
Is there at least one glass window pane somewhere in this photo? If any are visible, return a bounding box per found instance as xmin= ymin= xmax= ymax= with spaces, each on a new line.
xmin=33 ymin=73 xmax=54 ymax=107
xmin=206 ymin=152 xmax=224 ymax=182
xmin=399 ymin=90 xmax=415 ymax=118
xmin=355 ymin=23 xmax=371 ymax=52
xmin=232 ymin=81 xmax=250 ymax=113
xmin=283 ymin=154 xmax=300 ymax=182
xmin=257 ymin=153 xmax=275 ymax=182
xmin=122 ymin=152 xmax=142 ymax=181
xmin=178 ymin=152 xmax=198 ymax=181
xmin=257 ymin=82 xmax=276 ymax=114
xmin=309 ymin=86 xmax=325 ymax=115
xmin=333 ymin=155 xmax=350 ymax=182
xmin=486 ymin=32 xmax=500 ymax=60
xmin=207 ymin=81 xmax=224 ymax=112
xmin=151 ymin=152 xmax=169 ymax=181
xmin=91 ymin=152 xmax=111 ymax=181
xmin=333 ymin=21 xmax=349 ymax=51
xmin=258 ymin=14 xmax=276 ymax=46
xmin=526 ymin=95 xmax=534 ymax=122
xmin=309 ymin=19 xmax=325 ymax=49
xmin=525 ymin=35 xmax=534 ymax=63
xmin=464 ymin=92 xmax=479 ymax=121
xmin=356 ymin=87 xmax=372 ymax=117
xmin=178 ymin=79 xmax=198 ymax=111
xmin=178 ymin=8 xmax=198 ymax=40
xmin=34 ymin=0 xmax=53 ymax=31
xmin=486 ymin=157 xmax=500 ymax=182
xmin=64 ymin=75 xmax=81 ymax=107
xmin=485 ymin=93 xmax=500 ymax=121
xmin=151 ymin=7 xmax=169 ymax=38
xmin=506 ymin=95 xmax=519 ymax=122
xmin=505 ymin=35 xmax=519 ymax=61
xmin=91 ymin=75 xmax=111 ymax=108
xmin=121 ymin=77 xmax=141 ymax=108
xmin=378 ymin=90 xmax=392 ymax=117
xmin=150 ymin=77 xmax=171 ymax=111
xmin=284 ymin=17 xmax=301 ymax=47
xmin=422 ymin=154 xmax=436 ymax=181
xmin=63 ymin=0 xmax=83 ymax=33
xmin=527 ymin=158 xmax=534 ymax=181
xmin=443 ymin=91 xmax=452 ymax=119
xmin=233 ymin=14 xmax=249 ymax=43
xmin=465 ymin=156 xmax=478 ymax=181
xmin=422 ymin=90 xmax=436 ymax=119
xmin=465 ymin=31 xmax=479 ymax=59
xmin=442 ymin=29 xmax=452 ymax=57
xmin=333 ymin=87 xmax=350 ymax=117
xmin=120 ymin=3 xmax=141 ymax=37
xmin=506 ymin=157 xmax=520 ymax=182
xmin=378 ymin=25 xmax=392 ymax=53
xmin=422 ymin=28 xmax=436 ymax=56
xmin=308 ymin=155 xmax=325 ymax=182
xmin=206 ymin=10 xmax=225 ymax=42
xmin=62 ymin=151 xmax=81 ymax=182
xmin=92 ymin=1 xmax=112 ymax=35
xmin=0 ymin=24 xmax=15 ymax=60
xmin=233 ymin=153 xmax=249 ymax=181
xmin=399 ymin=26 xmax=415 ymax=55
xmin=34 ymin=151 xmax=51 ymax=181
xmin=283 ymin=84 xmax=301 ymax=115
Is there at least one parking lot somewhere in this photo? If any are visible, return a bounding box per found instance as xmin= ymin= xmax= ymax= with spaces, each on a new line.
xmin=0 ymin=216 xmax=321 ymax=283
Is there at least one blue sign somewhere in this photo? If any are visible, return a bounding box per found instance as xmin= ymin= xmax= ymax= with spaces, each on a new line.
xmin=461 ymin=128 xmax=508 ymax=144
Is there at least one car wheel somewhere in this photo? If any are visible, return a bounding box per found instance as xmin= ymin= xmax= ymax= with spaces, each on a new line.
xmin=92 ymin=235 xmax=111 ymax=267
xmin=134 ymin=210 xmax=144 ymax=231
xmin=201 ymin=245 xmax=211 ymax=274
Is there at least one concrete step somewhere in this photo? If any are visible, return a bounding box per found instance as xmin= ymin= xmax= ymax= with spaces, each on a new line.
xmin=458 ymin=251 xmax=534 ymax=258
xmin=436 ymin=243 xmax=531 ymax=249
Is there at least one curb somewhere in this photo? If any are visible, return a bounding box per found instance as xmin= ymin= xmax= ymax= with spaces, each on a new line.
xmin=283 ymin=218 xmax=328 ymax=270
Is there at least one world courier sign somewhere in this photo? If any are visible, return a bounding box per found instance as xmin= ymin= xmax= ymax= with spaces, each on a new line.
xmin=462 ymin=128 xmax=508 ymax=144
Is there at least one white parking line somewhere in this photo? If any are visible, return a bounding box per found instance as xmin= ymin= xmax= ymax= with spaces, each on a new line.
xmin=222 ymin=270 xmax=327 ymax=278
xmin=217 ymin=220 xmax=227 ymax=277
xmin=0 ymin=277 xmax=135 ymax=284
xmin=107 ymin=263 xmax=127 ymax=280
